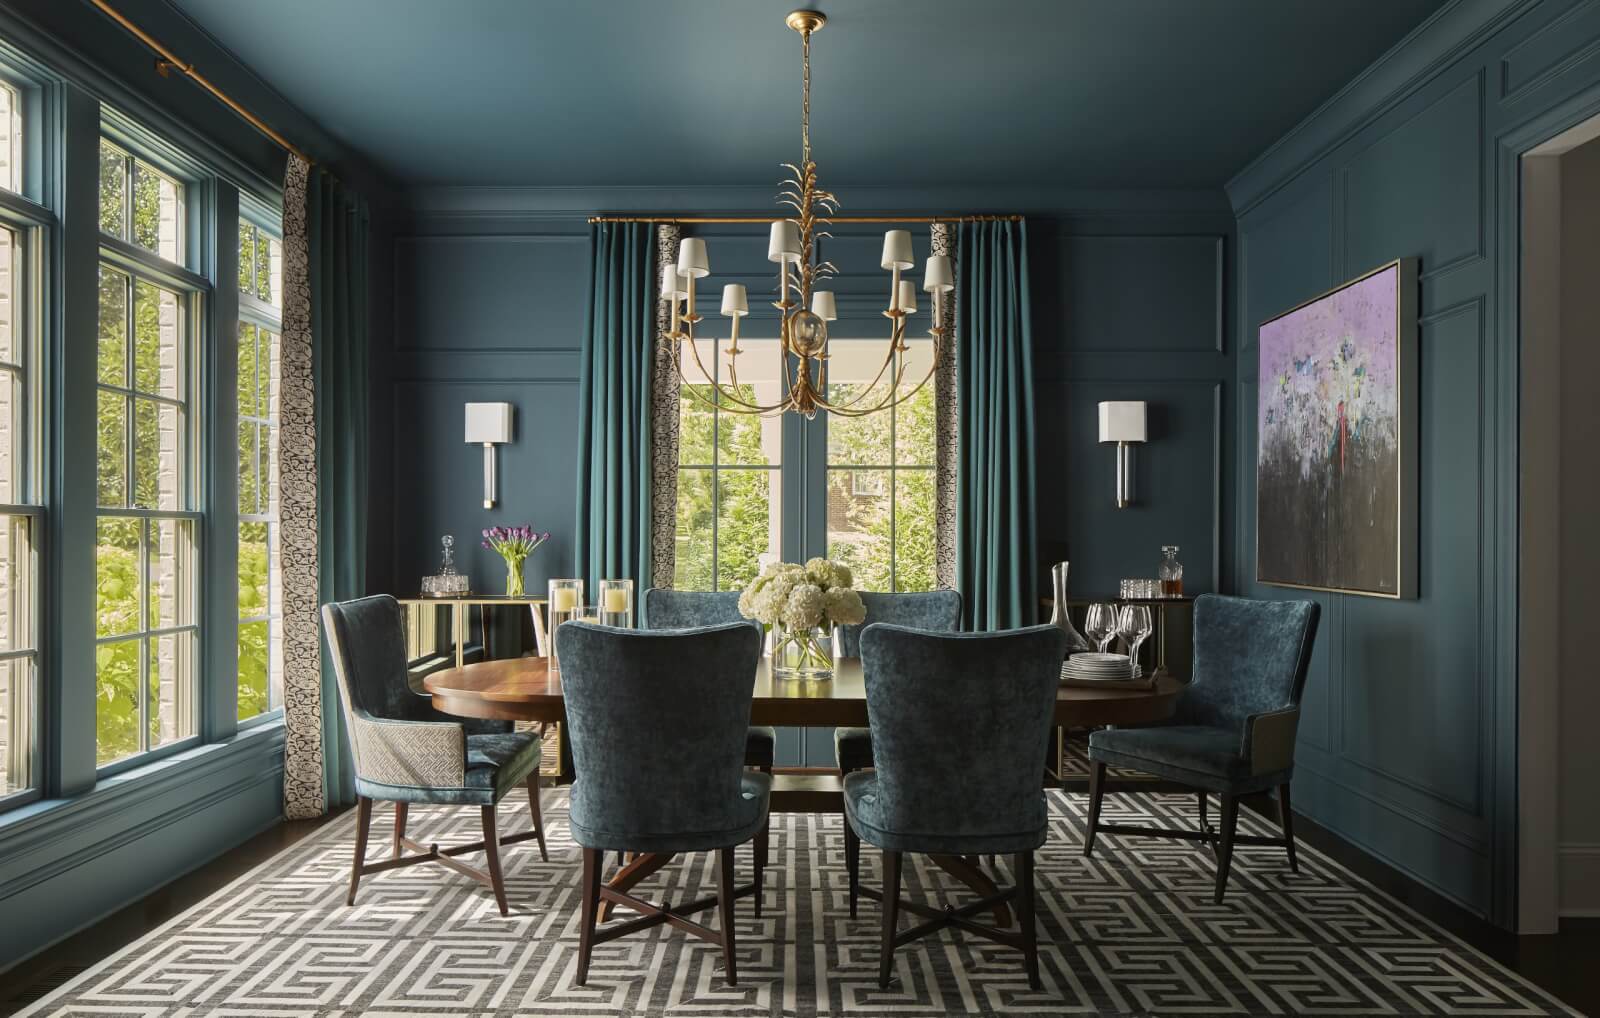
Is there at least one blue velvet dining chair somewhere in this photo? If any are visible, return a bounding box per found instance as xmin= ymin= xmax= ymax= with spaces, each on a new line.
xmin=1084 ymin=593 xmax=1320 ymax=903
xmin=321 ymin=595 xmax=548 ymax=917
xmin=845 ymin=622 xmax=1066 ymax=989
xmin=831 ymin=589 xmax=963 ymax=777
xmin=556 ymin=620 xmax=770 ymax=987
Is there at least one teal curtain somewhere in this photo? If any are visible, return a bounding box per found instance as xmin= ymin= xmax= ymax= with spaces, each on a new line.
xmin=575 ymin=222 xmax=656 ymax=591
xmin=957 ymin=219 xmax=1037 ymax=631
xmin=312 ymin=170 xmax=370 ymax=808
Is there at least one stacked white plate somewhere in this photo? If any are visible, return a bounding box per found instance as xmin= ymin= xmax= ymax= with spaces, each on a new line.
xmin=1061 ymin=652 xmax=1142 ymax=683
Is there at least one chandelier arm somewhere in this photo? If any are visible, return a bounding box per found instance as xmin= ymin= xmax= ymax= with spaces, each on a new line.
xmin=823 ymin=313 xmax=907 ymax=410
xmin=817 ymin=356 xmax=938 ymax=417
xmin=671 ymin=326 xmax=787 ymax=415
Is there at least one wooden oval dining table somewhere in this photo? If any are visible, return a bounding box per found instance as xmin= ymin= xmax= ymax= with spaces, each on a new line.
xmin=424 ymin=655 xmax=1183 ymax=924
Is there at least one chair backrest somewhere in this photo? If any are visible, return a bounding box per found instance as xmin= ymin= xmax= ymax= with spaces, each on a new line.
xmin=641 ymin=588 xmax=745 ymax=629
xmin=556 ymin=621 xmax=762 ymax=844
xmin=835 ymin=589 xmax=962 ymax=658
xmin=321 ymin=594 xmax=432 ymax=725
xmin=859 ymin=623 xmax=1065 ymax=839
xmin=1181 ymin=594 xmax=1321 ymax=731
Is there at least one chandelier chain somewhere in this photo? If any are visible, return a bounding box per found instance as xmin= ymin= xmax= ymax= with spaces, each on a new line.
xmin=801 ymin=28 xmax=812 ymax=166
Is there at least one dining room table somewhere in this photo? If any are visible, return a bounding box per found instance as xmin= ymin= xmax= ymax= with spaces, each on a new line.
xmin=424 ymin=654 xmax=1183 ymax=924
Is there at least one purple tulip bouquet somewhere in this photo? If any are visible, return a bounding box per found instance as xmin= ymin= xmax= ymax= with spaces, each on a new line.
xmin=481 ymin=525 xmax=550 ymax=597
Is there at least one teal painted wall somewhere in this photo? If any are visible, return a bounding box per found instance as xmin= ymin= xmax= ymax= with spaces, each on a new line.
xmin=1228 ymin=0 xmax=1600 ymax=927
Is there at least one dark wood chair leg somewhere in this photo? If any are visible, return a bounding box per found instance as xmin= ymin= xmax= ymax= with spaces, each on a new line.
xmin=346 ymin=796 xmax=372 ymax=906
xmin=392 ymin=801 xmax=407 ymax=860
xmin=1084 ymin=760 xmax=1106 ymax=857
xmin=1197 ymin=790 xmax=1209 ymax=847
xmin=878 ymin=850 xmax=902 ymax=989
xmin=718 ymin=846 xmax=739 ymax=986
xmin=577 ymin=847 xmax=601 ymax=986
xmin=481 ymin=804 xmax=509 ymax=916
xmin=753 ymin=821 xmax=768 ymax=918
xmin=1214 ymin=794 xmax=1239 ymax=904
xmin=1015 ymin=850 xmax=1040 ymax=990
xmin=1278 ymin=782 xmax=1298 ymax=873
xmin=844 ymin=819 xmax=861 ymax=919
xmin=526 ymin=774 xmax=549 ymax=862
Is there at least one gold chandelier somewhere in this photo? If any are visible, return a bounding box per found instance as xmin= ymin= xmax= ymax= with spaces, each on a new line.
xmin=658 ymin=9 xmax=952 ymax=419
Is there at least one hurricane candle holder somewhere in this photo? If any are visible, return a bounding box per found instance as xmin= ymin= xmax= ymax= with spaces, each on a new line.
xmin=547 ymin=579 xmax=584 ymax=668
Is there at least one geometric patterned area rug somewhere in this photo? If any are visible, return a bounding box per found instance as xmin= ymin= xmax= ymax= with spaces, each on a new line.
xmin=15 ymin=791 xmax=1581 ymax=1017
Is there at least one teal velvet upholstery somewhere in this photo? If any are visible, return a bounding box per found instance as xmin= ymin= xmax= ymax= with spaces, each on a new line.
xmin=323 ymin=595 xmax=540 ymax=807
xmin=1088 ymin=594 xmax=1320 ymax=794
xmin=641 ymin=588 xmax=775 ymax=768
xmin=833 ymin=590 xmax=963 ymax=774
xmin=557 ymin=621 xmax=771 ymax=853
xmin=843 ymin=623 xmax=1066 ymax=855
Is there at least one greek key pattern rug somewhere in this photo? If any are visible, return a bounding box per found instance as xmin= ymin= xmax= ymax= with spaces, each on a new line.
xmin=14 ymin=791 xmax=1579 ymax=1017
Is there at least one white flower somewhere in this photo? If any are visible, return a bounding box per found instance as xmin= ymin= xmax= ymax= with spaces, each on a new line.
xmin=823 ymin=586 xmax=865 ymax=626
xmin=831 ymin=562 xmax=854 ymax=590
xmin=738 ymin=572 xmax=771 ymax=619
xmin=804 ymin=557 xmax=836 ymax=588
xmin=782 ymin=583 xmax=826 ymax=630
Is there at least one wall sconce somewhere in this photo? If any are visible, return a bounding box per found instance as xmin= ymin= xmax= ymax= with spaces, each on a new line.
xmin=464 ymin=402 xmax=513 ymax=509
xmin=1098 ymin=401 xmax=1147 ymax=509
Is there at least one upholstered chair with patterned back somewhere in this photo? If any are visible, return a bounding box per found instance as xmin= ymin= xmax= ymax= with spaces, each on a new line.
xmin=321 ymin=595 xmax=548 ymax=916
xmin=1084 ymin=593 xmax=1321 ymax=903
xmin=832 ymin=589 xmax=963 ymax=776
xmin=845 ymin=623 xmax=1066 ymax=989
xmin=641 ymin=588 xmax=775 ymax=772
xmin=557 ymin=620 xmax=770 ymax=987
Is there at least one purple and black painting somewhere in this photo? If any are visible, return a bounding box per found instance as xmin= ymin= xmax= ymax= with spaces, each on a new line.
xmin=1257 ymin=263 xmax=1402 ymax=595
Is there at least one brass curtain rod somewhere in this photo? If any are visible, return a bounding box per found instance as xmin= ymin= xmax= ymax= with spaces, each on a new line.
xmin=587 ymin=214 xmax=1024 ymax=224
xmin=87 ymin=0 xmax=315 ymax=165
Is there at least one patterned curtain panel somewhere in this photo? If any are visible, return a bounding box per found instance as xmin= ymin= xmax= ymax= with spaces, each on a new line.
xmin=281 ymin=156 xmax=373 ymax=818
xmin=649 ymin=224 xmax=682 ymax=590
xmin=575 ymin=222 xmax=658 ymax=593
xmin=930 ymin=222 xmax=958 ymax=590
xmin=956 ymin=218 xmax=1038 ymax=630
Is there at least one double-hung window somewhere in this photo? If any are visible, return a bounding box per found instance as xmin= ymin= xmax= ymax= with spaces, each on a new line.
xmin=236 ymin=213 xmax=281 ymax=722
xmin=95 ymin=137 xmax=201 ymax=768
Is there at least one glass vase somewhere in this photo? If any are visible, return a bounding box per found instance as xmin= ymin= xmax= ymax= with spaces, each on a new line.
xmin=772 ymin=622 xmax=834 ymax=680
xmin=502 ymin=555 xmax=526 ymax=597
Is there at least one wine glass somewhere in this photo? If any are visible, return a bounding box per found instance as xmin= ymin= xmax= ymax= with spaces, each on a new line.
xmin=1085 ymin=602 xmax=1118 ymax=654
xmin=1118 ymin=604 xmax=1154 ymax=673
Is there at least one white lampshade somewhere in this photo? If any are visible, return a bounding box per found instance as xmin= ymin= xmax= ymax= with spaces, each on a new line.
xmin=464 ymin=402 xmax=512 ymax=444
xmin=880 ymin=229 xmax=914 ymax=270
xmin=923 ymin=254 xmax=954 ymax=293
xmin=811 ymin=290 xmax=837 ymax=321
xmin=660 ymin=265 xmax=686 ymax=299
xmin=768 ymin=221 xmax=801 ymax=264
xmin=677 ymin=237 xmax=710 ymax=278
xmin=1097 ymin=401 xmax=1148 ymax=443
xmin=721 ymin=283 xmax=748 ymax=317
xmin=896 ymin=279 xmax=918 ymax=314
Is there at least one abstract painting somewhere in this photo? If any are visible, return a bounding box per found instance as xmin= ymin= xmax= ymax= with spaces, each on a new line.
xmin=1257 ymin=260 xmax=1416 ymax=598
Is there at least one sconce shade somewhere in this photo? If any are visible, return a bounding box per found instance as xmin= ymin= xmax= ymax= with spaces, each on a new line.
xmin=811 ymin=289 xmax=838 ymax=321
xmin=896 ymin=279 xmax=918 ymax=314
xmin=880 ymin=229 xmax=914 ymax=270
xmin=721 ymin=283 xmax=749 ymax=317
xmin=768 ymin=220 xmax=801 ymax=264
xmin=1097 ymin=401 xmax=1147 ymax=443
xmin=677 ymin=237 xmax=710 ymax=278
xmin=660 ymin=265 xmax=686 ymax=299
xmin=465 ymin=402 xmax=513 ymax=444
xmin=924 ymin=254 xmax=954 ymax=293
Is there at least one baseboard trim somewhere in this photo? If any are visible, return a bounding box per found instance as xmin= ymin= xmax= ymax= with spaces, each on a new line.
xmin=1558 ymin=842 xmax=1600 ymax=917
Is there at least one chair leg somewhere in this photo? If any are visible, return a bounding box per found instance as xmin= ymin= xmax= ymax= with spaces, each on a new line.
xmin=1278 ymin=782 xmax=1298 ymax=873
xmin=1084 ymin=760 xmax=1106 ymax=857
xmin=392 ymin=801 xmax=407 ymax=860
xmin=346 ymin=796 xmax=372 ymax=906
xmin=1197 ymin=790 xmax=1209 ymax=847
xmin=718 ymin=846 xmax=739 ymax=986
xmin=844 ymin=819 xmax=861 ymax=919
xmin=481 ymin=804 xmax=509 ymax=916
xmin=1015 ymin=850 xmax=1040 ymax=990
xmin=1214 ymin=794 xmax=1239 ymax=904
xmin=878 ymin=850 xmax=902 ymax=989
xmin=753 ymin=821 xmax=768 ymax=918
xmin=526 ymin=774 xmax=549 ymax=862
xmin=577 ymin=847 xmax=601 ymax=986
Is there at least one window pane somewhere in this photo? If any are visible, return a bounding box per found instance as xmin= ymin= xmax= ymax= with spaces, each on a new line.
xmin=828 ymin=468 xmax=891 ymax=593
xmin=266 ymin=236 xmax=282 ymax=307
xmin=132 ymin=398 xmax=181 ymax=510
xmin=0 ymin=368 xmax=18 ymax=505
xmin=95 ymin=517 xmax=140 ymax=637
xmin=679 ymin=383 xmax=715 ymax=466
xmin=133 ymin=280 xmax=181 ymax=399
xmin=237 ymin=220 xmax=255 ymax=296
xmin=131 ymin=161 xmax=183 ymax=263
xmin=0 ymin=656 xmax=33 ymax=795
xmin=716 ymin=389 xmax=778 ymax=467
xmin=827 ymin=382 xmax=892 ymax=465
xmin=0 ymin=81 xmax=21 ymax=195
xmin=148 ymin=631 xmax=194 ymax=750
xmin=0 ymin=514 xmax=32 ymax=652
xmin=95 ymin=637 xmax=140 ymax=765
xmin=237 ymin=322 xmax=257 ymax=419
xmin=97 ymin=265 xmax=128 ymax=387
xmin=98 ymin=142 xmax=125 ymax=238
xmin=255 ymin=231 xmax=272 ymax=302
xmin=237 ymin=620 xmax=269 ymax=721
xmin=673 ymin=467 xmax=713 ymax=591
xmin=96 ymin=390 xmax=126 ymax=507
xmin=715 ymin=468 xmax=777 ymax=591
xmin=894 ymin=470 xmax=937 ymax=592
xmin=0 ymin=225 xmax=17 ymax=364
xmin=238 ymin=420 xmax=257 ymax=515
xmin=894 ymin=344 xmax=937 ymax=466
xmin=239 ymin=521 xmax=269 ymax=616
xmin=147 ymin=518 xmax=193 ymax=630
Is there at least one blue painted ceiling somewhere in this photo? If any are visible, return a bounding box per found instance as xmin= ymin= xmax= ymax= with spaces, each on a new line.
xmin=165 ymin=0 xmax=1447 ymax=189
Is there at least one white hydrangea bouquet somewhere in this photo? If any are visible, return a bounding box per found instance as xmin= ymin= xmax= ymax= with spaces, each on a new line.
xmin=739 ymin=557 xmax=866 ymax=679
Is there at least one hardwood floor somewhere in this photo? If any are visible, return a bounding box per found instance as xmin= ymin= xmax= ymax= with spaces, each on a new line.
xmin=1 ymin=799 xmax=1595 ymax=1016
